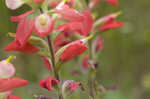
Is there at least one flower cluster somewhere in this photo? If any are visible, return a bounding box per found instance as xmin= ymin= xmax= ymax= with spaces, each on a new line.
xmin=3 ymin=0 xmax=124 ymax=98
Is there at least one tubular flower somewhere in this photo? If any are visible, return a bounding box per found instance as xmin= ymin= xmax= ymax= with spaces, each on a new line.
xmin=0 ymin=78 xmax=28 ymax=92
xmin=39 ymin=77 xmax=59 ymax=91
xmin=82 ymin=55 xmax=89 ymax=69
xmin=5 ymin=40 xmax=39 ymax=53
xmin=0 ymin=60 xmax=15 ymax=78
xmin=15 ymin=17 xmax=34 ymax=46
xmin=34 ymin=13 xmax=54 ymax=37
xmin=40 ymin=54 xmax=52 ymax=70
xmin=7 ymin=95 xmax=22 ymax=99
xmin=60 ymin=40 xmax=87 ymax=62
xmin=10 ymin=10 xmax=34 ymax=22
xmin=99 ymin=19 xmax=124 ymax=31
xmin=104 ymin=0 xmax=118 ymax=7
xmin=56 ymin=4 xmax=84 ymax=22
xmin=34 ymin=0 xmax=44 ymax=3
xmin=57 ymin=9 xmax=93 ymax=36
xmin=89 ymin=0 xmax=99 ymax=8
xmin=68 ymin=82 xmax=81 ymax=91
xmin=5 ymin=0 xmax=25 ymax=10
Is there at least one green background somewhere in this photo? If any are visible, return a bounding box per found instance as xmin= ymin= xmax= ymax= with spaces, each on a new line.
xmin=0 ymin=0 xmax=150 ymax=99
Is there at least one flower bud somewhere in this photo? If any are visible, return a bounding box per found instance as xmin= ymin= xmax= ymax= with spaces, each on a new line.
xmin=34 ymin=13 xmax=54 ymax=37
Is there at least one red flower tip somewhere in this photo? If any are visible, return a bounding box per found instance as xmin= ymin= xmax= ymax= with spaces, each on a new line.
xmin=0 ymin=78 xmax=28 ymax=92
xmin=68 ymin=82 xmax=81 ymax=91
xmin=5 ymin=41 xmax=39 ymax=54
xmin=39 ymin=77 xmax=59 ymax=91
xmin=104 ymin=0 xmax=118 ymax=7
xmin=34 ymin=0 xmax=44 ymax=3
xmin=60 ymin=40 xmax=87 ymax=62
xmin=10 ymin=10 xmax=33 ymax=22
xmin=82 ymin=55 xmax=89 ymax=69
xmin=100 ymin=19 xmax=124 ymax=31
xmin=40 ymin=54 xmax=52 ymax=70
xmin=7 ymin=95 xmax=22 ymax=99
xmin=34 ymin=13 xmax=54 ymax=37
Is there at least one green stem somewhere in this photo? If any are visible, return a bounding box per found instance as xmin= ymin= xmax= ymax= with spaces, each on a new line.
xmin=46 ymin=35 xmax=63 ymax=99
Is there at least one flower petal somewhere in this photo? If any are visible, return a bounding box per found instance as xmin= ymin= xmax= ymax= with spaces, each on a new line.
xmin=0 ymin=78 xmax=28 ymax=92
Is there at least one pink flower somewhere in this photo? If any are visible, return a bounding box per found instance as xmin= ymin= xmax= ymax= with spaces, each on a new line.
xmin=39 ymin=77 xmax=59 ymax=91
xmin=7 ymin=95 xmax=22 ymax=99
xmin=5 ymin=40 xmax=39 ymax=53
xmin=99 ymin=19 xmax=124 ymax=31
xmin=0 ymin=78 xmax=28 ymax=92
xmin=34 ymin=0 xmax=44 ymax=3
xmin=60 ymin=40 xmax=87 ymax=62
xmin=40 ymin=54 xmax=52 ymax=70
xmin=34 ymin=13 xmax=54 ymax=37
xmin=5 ymin=0 xmax=25 ymax=10
xmin=0 ymin=60 xmax=15 ymax=78
xmin=104 ymin=0 xmax=118 ymax=7
xmin=68 ymin=82 xmax=81 ymax=91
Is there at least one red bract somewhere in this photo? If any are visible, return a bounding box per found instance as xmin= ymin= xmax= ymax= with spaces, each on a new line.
xmin=104 ymin=0 xmax=118 ymax=7
xmin=100 ymin=19 xmax=124 ymax=31
xmin=39 ymin=77 xmax=59 ymax=91
xmin=15 ymin=17 xmax=34 ymax=46
xmin=57 ymin=9 xmax=93 ymax=36
xmin=34 ymin=13 xmax=54 ymax=37
xmin=89 ymin=0 xmax=99 ymax=8
xmin=10 ymin=10 xmax=33 ymax=22
xmin=60 ymin=40 xmax=87 ymax=62
xmin=0 ymin=78 xmax=28 ymax=92
xmin=34 ymin=0 xmax=44 ymax=3
xmin=56 ymin=4 xmax=84 ymax=22
xmin=82 ymin=55 xmax=89 ymax=69
xmin=7 ymin=95 xmax=22 ymax=99
xmin=68 ymin=82 xmax=81 ymax=91
xmin=40 ymin=54 xmax=52 ymax=70
xmin=5 ymin=40 xmax=39 ymax=53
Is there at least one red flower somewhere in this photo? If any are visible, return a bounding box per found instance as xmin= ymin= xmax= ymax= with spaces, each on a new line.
xmin=68 ymin=82 xmax=81 ymax=91
xmin=56 ymin=4 xmax=83 ymax=22
xmin=34 ymin=13 xmax=54 ymax=37
xmin=34 ymin=0 xmax=44 ymax=3
xmin=40 ymin=54 xmax=52 ymax=70
xmin=10 ymin=10 xmax=34 ymax=22
xmin=7 ymin=95 xmax=22 ymax=99
xmin=5 ymin=40 xmax=39 ymax=53
xmin=39 ymin=77 xmax=59 ymax=91
xmin=99 ymin=19 xmax=124 ymax=31
xmin=57 ymin=8 xmax=93 ymax=36
xmin=60 ymin=40 xmax=87 ymax=62
xmin=0 ymin=78 xmax=28 ymax=92
xmin=15 ymin=17 xmax=34 ymax=46
xmin=104 ymin=0 xmax=118 ymax=7
xmin=82 ymin=55 xmax=89 ymax=69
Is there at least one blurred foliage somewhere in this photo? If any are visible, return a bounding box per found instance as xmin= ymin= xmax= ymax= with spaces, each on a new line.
xmin=1 ymin=0 xmax=150 ymax=99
